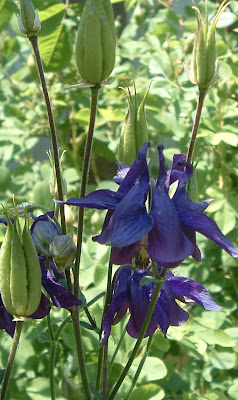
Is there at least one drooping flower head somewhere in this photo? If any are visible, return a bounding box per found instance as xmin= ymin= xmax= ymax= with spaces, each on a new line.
xmin=58 ymin=142 xmax=238 ymax=267
xmin=101 ymin=266 xmax=221 ymax=344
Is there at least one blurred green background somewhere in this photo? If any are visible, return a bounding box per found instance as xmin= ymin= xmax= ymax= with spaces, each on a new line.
xmin=0 ymin=0 xmax=238 ymax=399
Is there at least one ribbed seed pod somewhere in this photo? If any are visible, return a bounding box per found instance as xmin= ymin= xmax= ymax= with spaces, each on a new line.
xmin=22 ymin=222 xmax=42 ymax=316
xmin=75 ymin=0 xmax=116 ymax=84
xmin=0 ymin=219 xmax=14 ymax=315
xmin=0 ymin=215 xmax=42 ymax=318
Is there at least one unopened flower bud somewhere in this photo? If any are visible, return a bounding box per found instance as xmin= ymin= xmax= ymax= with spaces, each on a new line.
xmin=185 ymin=0 xmax=230 ymax=90
xmin=17 ymin=0 xmax=41 ymax=37
xmin=0 ymin=214 xmax=42 ymax=318
xmin=49 ymin=235 xmax=76 ymax=272
xmin=75 ymin=0 xmax=116 ymax=84
xmin=118 ymin=85 xmax=150 ymax=165
xmin=31 ymin=212 xmax=61 ymax=256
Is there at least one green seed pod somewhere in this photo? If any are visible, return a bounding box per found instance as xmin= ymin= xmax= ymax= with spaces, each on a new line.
xmin=118 ymin=90 xmax=137 ymax=165
xmin=22 ymin=222 xmax=42 ymax=316
xmin=185 ymin=0 xmax=230 ymax=90
xmin=0 ymin=214 xmax=42 ymax=318
xmin=0 ymin=218 xmax=14 ymax=315
xmin=75 ymin=0 xmax=116 ymax=84
xmin=119 ymin=85 xmax=150 ymax=165
xmin=10 ymin=223 xmax=28 ymax=316
xmin=17 ymin=0 xmax=41 ymax=37
xmin=136 ymin=85 xmax=150 ymax=152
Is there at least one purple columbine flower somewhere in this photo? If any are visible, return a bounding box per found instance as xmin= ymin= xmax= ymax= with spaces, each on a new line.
xmin=57 ymin=142 xmax=238 ymax=267
xmin=101 ymin=267 xmax=221 ymax=345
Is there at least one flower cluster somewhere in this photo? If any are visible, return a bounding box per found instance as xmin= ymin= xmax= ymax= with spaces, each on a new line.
xmin=58 ymin=142 xmax=237 ymax=341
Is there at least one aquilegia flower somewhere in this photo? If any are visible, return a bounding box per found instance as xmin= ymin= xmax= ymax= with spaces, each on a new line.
xmin=58 ymin=142 xmax=238 ymax=267
xmin=101 ymin=267 xmax=221 ymax=344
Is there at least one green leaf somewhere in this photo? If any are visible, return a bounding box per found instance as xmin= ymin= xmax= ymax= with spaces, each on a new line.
xmin=211 ymin=133 xmax=238 ymax=147
xmin=210 ymin=352 xmax=237 ymax=370
xmin=38 ymin=4 xmax=65 ymax=36
xmin=129 ymin=383 xmax=164 ymax=400
xmin=228 ymin=380 xmax=238 ymax=399
xmin=131 ymin=356 xmax=167 ymax=382
xmin=39 ymin=24 xmax=72 ymax=72
xmin=196 ymin=329 xmax=235 ymax=347
xmin=0 ymin=0 xmax=16 ymax=29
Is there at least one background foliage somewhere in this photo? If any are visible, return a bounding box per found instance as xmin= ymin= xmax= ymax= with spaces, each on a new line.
xmin=0 ymin=0 xmax=238 ymax=399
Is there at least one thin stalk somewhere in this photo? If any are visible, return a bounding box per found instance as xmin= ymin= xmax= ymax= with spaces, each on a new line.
xmin=108 ymin=270 xmax=166 ymax=400
xmin=96 ymin=261 xmax=113 ymax=392
xmin=29 ymin=36 xmax=66 ymax=235
xmin=74 ymin=85 xmax=100 ymax=297
xmin=47 ymin=313 xmax=56 ymax=400
xmin=102 ymin=342 xmax=108 ymax=400
xmin=124 ymin=335 xmax=154 ymax=400
xmin=0 ymin=321 xmax=24 ymax=400
xmin=108 ymin=326 xmax=127 ymax=375
xmin=71 ymin=307 xmax=92 ymax=400
xmin=186 ymin=88 xmax=207 ymax=163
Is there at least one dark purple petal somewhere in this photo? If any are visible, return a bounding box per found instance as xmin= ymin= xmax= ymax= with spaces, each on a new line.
xmin=57 ymin=190 xmax=123 ymax=210
xmin=0 ymin=218 xmax=14 ymax=226
xmin=110 ymin=242 xmax=139 ymax=265
xmin=93 ymin=184 xmax=153 ymax=247
xmin=154 ymin=281 xmax=189 ymax=336
xmin=168 ymin=276 xmax=222 ymax=310
xmin=0 ymin=295 xmax=15 ymax=337
xmin=101 ymin=292 xmax=129 ymax=345
xmin=165 ymin=153 xmax=186 ymax=188
xmin=113 ymin=162 xmax=130 ymax=185
xmin=30 ymin=293 xmax=51 ymax=319
xmin=101 ymin=268 xmax=131 ymax=344
xmin=148 ymin=187 xmax=194 ymax=267
xmin=178 ymin=209 xmax=238 ymax=257
xmin=41 ymin=266 xmax=82 ymax=309
xmin=127 ymin=271 xmax=159 ymax=338
xmin=118 ymin=141 xmax=150 ymax=196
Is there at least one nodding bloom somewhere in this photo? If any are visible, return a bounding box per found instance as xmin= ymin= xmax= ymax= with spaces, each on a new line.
xmin=101 ymin=267 xmax=221 ymax=344
xmin=57 ymin=142 xmax=238 ymax=268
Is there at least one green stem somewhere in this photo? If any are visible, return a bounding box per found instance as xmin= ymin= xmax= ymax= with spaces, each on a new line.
xmin=96 ymin=261 xmax=113 ymax=392
xmin=71 ymin=307 xmax=92 ymax=400
xmin=108 ymin=270 xmax=166 ymax=400
xmin=108 ymin=326 xmax=127 ymax=375
xmin=186 ymin=88 xmax=207 ymax=163
xmin=29 ymin=36 xmax=66 ymax=235
xmin=102 ymin=342 xmax=109 ymax=400
xmin=47 ymin=313 xmax=56 ymax=400
xmin=74 ymin=85 xmax=100 ymax=297
xmin=0 ymin=321 xmax=24 ymax=400
xmin=67 ymin=85 xmax=100 ymax=400
xmin=124 ymin=335 xmax=154 ymax=400
xmin=29 ymin=36 xmax=72 ymax=292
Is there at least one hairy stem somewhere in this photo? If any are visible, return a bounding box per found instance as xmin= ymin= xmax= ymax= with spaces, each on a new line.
xmin=186 ymin=88 xmax=207 ymax=163
xmin=0 ymin=321 xmax=24 ymax=400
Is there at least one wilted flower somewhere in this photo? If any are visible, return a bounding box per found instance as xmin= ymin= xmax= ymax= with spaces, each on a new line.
xmin=58 ymin=142 xmax=238 ymax=267
xmin=101 ymin=267 xmax=221 ymax=344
